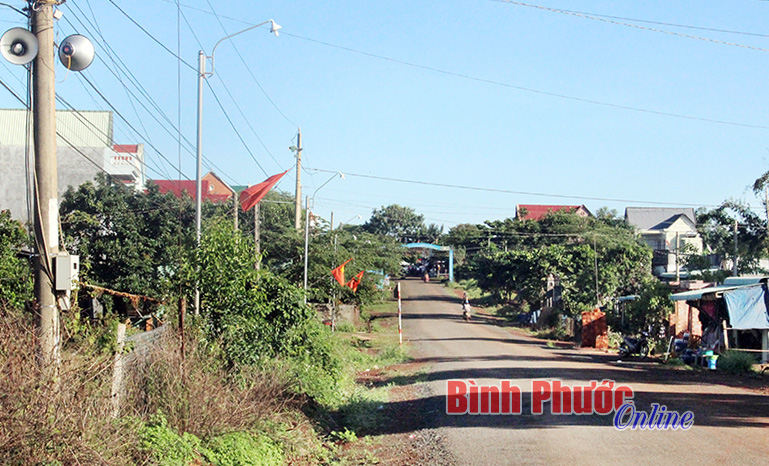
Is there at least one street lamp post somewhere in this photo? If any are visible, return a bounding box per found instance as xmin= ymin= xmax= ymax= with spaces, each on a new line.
xmin=194 ymin=19 xmax=281 ymax=315
xmin=303 ymin=172 xmax=343 ymax=302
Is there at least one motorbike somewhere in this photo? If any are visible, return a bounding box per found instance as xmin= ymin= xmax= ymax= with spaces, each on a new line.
xmin=462 ymin=303 xmax=471 ymax=321
xmin=618 ymin=332 xmax=649 ymax=358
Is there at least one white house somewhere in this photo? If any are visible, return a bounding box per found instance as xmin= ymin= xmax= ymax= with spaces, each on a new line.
xmin=625 ymin=207 xmax=704 ymax=276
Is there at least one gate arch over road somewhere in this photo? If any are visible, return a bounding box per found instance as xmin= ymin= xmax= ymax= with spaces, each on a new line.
xmin=405 ymin=243 xmax=454 ymax=282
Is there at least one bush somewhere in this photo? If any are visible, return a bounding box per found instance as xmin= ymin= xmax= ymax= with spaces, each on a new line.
xmin=0 ymin=210 xmax=32 ymax=309
xmin=139 ymin=414 xmax=284 ymax=466
xmin=718 ymin=350 xmax=757 ymax=374
xmin=203 ymin=431 xmax=284 ymax=466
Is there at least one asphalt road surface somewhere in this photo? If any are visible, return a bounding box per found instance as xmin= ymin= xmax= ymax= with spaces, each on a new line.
xmin=396 ymin=278 xmax=769 ymax=466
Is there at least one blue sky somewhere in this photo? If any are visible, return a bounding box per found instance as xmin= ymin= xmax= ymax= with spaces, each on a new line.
xmin=2 ymin=1 xmax=769 ymax=229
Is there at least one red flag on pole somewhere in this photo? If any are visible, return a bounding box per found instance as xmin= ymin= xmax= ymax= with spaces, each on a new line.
xmin=240 ymin=170 xmax=289 ymax=212
xmin=346 ymin=271 xmax=365 ymax=292
xmin=331 ymin=258 xmax=353 ymax=286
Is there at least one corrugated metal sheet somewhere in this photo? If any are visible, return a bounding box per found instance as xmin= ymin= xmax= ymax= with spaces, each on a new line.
xmin=625 ymin=207 xmax=697 ymax=230
xmin=0 ymin=108 xmax=112 ymax=147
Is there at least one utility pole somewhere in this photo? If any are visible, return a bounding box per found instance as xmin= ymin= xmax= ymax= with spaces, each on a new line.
xmin=330 ymin=211 xmax=334 ymax=231
xmin=32 ymin=2 xmax=60 ymax=371
xmin=303 ymin=195 xmax=310 ymax=299
xmin=675 ymin=231 xmax=680 ymax=282
xmin=733 ymin=218 xmax=738 ymax=277
xmin=233 ymin=191 xmax=238 ymax=231
xmin=294 ymin=128 xmax=302 ymax=231
xmin=254 ymin=202 xmax=260 ymax=270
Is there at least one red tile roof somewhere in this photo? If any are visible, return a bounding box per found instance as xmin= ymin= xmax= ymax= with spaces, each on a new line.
xmin=152 ymin=180 xmax=231 ymax=203
xmin=113 ymin=144 xmax=139 ymax=153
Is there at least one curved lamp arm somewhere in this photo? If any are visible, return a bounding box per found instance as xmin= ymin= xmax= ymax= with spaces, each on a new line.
xmin=207 ymin=19 xmax=280 ymax=76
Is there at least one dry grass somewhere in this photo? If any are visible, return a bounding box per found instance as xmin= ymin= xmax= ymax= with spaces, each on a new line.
xmin=0 ymin=307 xmax=307 ymax=465
xmin=123 ymin=325 xmax=298 ymax=439
xmin=0 ymin=308 xmax=137 ymax=465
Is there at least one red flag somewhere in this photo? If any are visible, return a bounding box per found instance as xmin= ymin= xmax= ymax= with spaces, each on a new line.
xmin=331 ymin=258 xmax=353 ymax=286
xmin=346 ymin=271 xmax=364 ymax=292
xmin=240 ymin=170 xmax=289 ymax=212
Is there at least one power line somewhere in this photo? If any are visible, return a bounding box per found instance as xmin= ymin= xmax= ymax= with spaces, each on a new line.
xmin=204 ymin=0 xmax=297 ymax=128
xmin=307 ymin=168 xmax=714 ymax=208
xmin=282 ymin=32 xmax=769 ymax=131
xmin=79 ymin=73 xmax=188 ymax=179
xmin=532 ymin=5 xmax=769 ymax=39
xmin=498 ymin=1 xmax=769 ymax=53
xmin=106 ymin=0 xmax=196 ymax=71
xmin=62 ymin=5 xmax=240 ymax=184
xmin=203 ymin=79 xmax=268 ymax=177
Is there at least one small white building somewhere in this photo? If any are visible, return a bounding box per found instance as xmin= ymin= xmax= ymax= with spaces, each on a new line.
xmin=625 ymin=207 xmax=704 ymax=276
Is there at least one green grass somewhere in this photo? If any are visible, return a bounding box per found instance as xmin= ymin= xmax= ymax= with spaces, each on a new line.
xmin=139 ymin=414 xmax=285 ymax=466
xmin=718 ymin=350 xmax=757 ymax=374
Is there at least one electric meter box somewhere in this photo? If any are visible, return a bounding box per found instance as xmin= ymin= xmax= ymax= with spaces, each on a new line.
xmin=54 ymin=254 xmax=79 ymax=291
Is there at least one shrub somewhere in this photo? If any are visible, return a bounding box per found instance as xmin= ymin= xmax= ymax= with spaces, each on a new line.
xmin=139 ymin=415 xmax=285 ymax=466
xmin=0 ymin=210 xmax=32 ymax=310
xmin=139 ymin=413 xmax=203 ymax=466
xmin=718 ymin=350 xmax=756 ymax=374
xmin=203 ymin=431 xmax=284 ymax=466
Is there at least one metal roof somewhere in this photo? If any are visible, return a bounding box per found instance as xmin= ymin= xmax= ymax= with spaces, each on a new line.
xmin=723 ymin=276 xmax=768 ymax=286
xmin=625 ymin=207 xmax=696 ymax=230
xmin=669 ymin=284 xmax=748 ymax=301
xmin=0 ymin=108 xmax=112 ymax=147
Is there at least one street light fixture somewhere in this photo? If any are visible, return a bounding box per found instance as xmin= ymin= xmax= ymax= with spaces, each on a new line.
xmin=303 ymin=172 xmax=343 ymax=301
xmin=194 ymin=19 xmax=281 ymax=314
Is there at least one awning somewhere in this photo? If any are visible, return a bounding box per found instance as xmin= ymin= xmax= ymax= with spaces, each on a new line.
xmin=723 ymin=285 xmax=769 ymax=330
xmin=669 ymin=285 xmax=744 ymax=302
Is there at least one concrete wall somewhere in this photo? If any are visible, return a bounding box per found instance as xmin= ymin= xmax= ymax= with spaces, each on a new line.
xmin=0 ymin=144 xmax=108 ymax=225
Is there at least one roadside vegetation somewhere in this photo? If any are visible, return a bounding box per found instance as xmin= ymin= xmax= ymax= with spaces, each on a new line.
xmin=3 ymin=168 xmax=769 ymax=463
xmin=1 ymin=178 xmax=416 ymax=465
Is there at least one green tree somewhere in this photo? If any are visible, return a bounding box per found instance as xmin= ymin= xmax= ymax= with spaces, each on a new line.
xmin=362 ymin=204 xmax=426 ymax=243
xmin=463 ymin=211 xmax=653 ymax=320
xmin=696 ymin=201 xmax=767 ymax=274
xmin=60 ymin=175 xmax=196 ymax=301
xmin=0 ymin=210 xmax=32 ymax=309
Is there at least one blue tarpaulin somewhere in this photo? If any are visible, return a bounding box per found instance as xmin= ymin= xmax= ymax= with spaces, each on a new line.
xmin=723 ymin=285 xmax=769 ymax=330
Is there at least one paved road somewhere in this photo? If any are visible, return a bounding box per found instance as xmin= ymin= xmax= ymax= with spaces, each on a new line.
xmin=396 ymin=278 xmax=769 ymax=466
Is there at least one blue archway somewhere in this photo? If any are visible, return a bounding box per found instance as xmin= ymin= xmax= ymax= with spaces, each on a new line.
xmin=405 ymin=243 xmax=454 ymax=282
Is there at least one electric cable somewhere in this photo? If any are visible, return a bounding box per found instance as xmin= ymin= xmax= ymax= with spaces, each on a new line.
xmin=282 ymin=32 xmax=769 ymax=131
xmin=203 ymin=78 xmax=268 ymax=177
xmin=307 ymin=167 xmax=713 ymax=208
xmin=497 ymin=1 xmax=769 ymax=53
xmin=60 ymin=7 xmax=235 ymax=183
xmin=106 ymin=0 xmax=196 ymax=71
xmin=204 ymin=0 xmax=298 ymax=128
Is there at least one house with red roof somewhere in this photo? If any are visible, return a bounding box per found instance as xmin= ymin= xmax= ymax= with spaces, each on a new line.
xmin=151 ymin=171 xmax=233 ymax=203
xmin=515 ymin=204 xmax=592 ymax=221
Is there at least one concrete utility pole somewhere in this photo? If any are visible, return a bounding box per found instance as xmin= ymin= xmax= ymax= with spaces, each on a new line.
xmin=32 ymin=2 xmax=60 ymax=371
xmin=733 ymin=219 xmax=739 ymax=277
xmin=254 ymin=202 xmax=261 ymax=270
xmin=294 ymin=128 xmax=302 ymax=230
xmin=233 ymin=190 xmax=238 ymax=231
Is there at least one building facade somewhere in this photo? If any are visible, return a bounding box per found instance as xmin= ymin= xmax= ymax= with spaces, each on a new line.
xmin=0 ymin=109 xmax=145 ymax=225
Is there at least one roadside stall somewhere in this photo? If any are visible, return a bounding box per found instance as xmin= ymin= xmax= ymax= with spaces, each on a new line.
xmin=669 ymin=277 xmax=769 ymax=366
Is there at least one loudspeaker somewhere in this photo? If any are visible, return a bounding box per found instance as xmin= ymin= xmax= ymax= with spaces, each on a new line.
xmin=58 ymin=34 xmax=94 ymax=71
xmin=0 ymin=27 xmax=38 ymax=65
